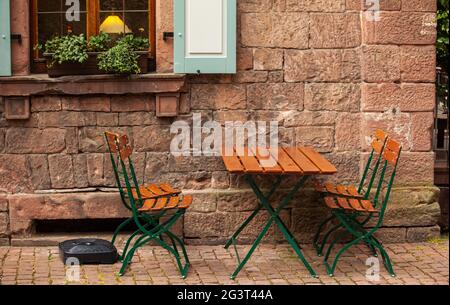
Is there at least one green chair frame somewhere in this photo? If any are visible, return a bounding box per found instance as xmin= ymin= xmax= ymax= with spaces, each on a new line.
xmin=313 ymin=129 xmax=388 ymax=256
xmin=104 ymin=132 xmax=190 ymax=278
xmin=323 ymin=138 xmax=402 ymax=277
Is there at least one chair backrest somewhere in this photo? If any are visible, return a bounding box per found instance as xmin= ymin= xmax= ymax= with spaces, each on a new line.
xmin=373 ymin=138 xmax=402 ymax=224
xmin=104 ymin=131 xmax=143 ymax=211
xmin=359 ymin=129 xmax=388 ymax=198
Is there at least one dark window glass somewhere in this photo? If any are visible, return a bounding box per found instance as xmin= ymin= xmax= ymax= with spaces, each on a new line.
xmin=99 ymin=0 xmax=149 ymax=37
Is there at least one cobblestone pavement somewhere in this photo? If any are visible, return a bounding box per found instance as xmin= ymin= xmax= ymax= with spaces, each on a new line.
xmin=0 ymin=241 xmax=448 ymax=285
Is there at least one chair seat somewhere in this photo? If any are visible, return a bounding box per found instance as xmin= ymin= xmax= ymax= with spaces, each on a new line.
xmin=138 ymin=195 xmax=193 ymax=212
xmin=315 ymin=182 xmax=363 ymax=198
xmin=324 ymin=196 xmax=378 ymax=213
xmin=129 ymin=183 xmax=181 ymax=199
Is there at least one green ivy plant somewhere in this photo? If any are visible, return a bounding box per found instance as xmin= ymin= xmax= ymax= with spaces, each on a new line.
xmin=97 ymin=35 xmax=149 ymax=75
xmin=44 ymin=34 xmax=89 ymax=67
xmin=88 ymin=32 xmax=113 ymax=52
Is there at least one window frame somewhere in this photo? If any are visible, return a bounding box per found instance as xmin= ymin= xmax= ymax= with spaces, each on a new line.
xmin=30 ymin=0 xmax=156 ymax=74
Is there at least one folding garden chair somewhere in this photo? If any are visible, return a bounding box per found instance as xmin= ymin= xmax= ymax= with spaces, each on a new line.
xmin=313 ymin=129 xmax=388 ymax=256
xmin=321 ymin=138 xmax=402 ymax=277
xmin=104 ymin=132 xmax=192 ymax=277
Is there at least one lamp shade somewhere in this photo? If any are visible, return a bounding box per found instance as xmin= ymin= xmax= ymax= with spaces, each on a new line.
xmin=99 ymin=15 xmax=131 ymax=34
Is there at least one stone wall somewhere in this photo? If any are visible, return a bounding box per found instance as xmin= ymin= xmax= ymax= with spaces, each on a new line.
xmin=0 ymin=0 xmax=441 ymax=245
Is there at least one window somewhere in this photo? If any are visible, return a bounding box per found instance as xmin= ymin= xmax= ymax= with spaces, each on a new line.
xmin=31 ymin=0 xmax=156 ymax=73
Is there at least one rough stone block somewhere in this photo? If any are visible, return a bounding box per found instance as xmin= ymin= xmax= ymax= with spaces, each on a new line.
xmin=191 ymin=84 xmax=246 ymax=110
xmin=62 ymin=96 xmax=111 ymax=112
xmin=48 ymin=155 xmax=75 ymax=189
xmin=0 ymin=155 xmax=30 ymax=193
xmin=241 ymin=13 xmax=309 ymax=48
xmin=362 ymin=83 xmax=435 ymax=112
xmin=411 ymin=112 xmax=434 ymax=152
xmin=285 ymin=49 xmax=361 ymax=82
xmin=402 ymin=0 xmax=437 ymax=12
xmin=295 ymin=126 xmax=334 ymax=152
xmin=363 ymin=12 xmax=436 ymax=45
xmin=362 ymin=45 xmax=400 ymax=82
xmin=401 ymin=45 xmax=436 ymax=82
xmin=27 ymin=154 xmax=51 ymax=190
xmin=406 ymin=226 xmax=441 ymax=242
xmin=132 ymin=126 xmax=172 ymax=152
xmin=110 ymin=95 xmax=154 ymax=112
xmin=305 ymin=83 xmax=360 ymax=112
xmin=253 ymin=48 xmax=283 ymax=70
xmin=288 ymin=0 xmax=345 ymax=12
xmin=309 ymin=13 xmax=361 ymax=48
xmin=5 ymin=128 xmax=66 ymax=154
xmin=335 ymin=113 xmax=362 ymax=151
xmin=31 ymin=96 xmax=62 ymax=112
xmin=247 ymin=83 xmax=304 ymax=110
xmin=232 ymin=71 xmax=268 ymax=83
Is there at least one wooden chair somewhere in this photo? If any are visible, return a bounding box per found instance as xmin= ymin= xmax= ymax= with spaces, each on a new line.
xmin=322 ymin=138 xmax=402 ymax=277
xmin=104 ymin=131 xmax=192 ymax=277
xmin=313 ymin=129 xmax=388 ymax=256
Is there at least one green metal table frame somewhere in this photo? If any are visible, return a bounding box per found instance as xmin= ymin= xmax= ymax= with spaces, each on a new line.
xmin=225 ymin=174 xmax=317 ymax=279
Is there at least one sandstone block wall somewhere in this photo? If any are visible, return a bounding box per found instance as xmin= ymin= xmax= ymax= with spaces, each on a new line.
xmin=0 ymin=0 xmax=441 ymax=245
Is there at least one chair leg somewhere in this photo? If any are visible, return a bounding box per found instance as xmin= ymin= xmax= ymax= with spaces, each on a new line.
xmin=318 ymin=222 xmax=344 ymax=257
xmin=112 ymin=217 xmax=133 ymax=246
xmin=369 ymin=236 xmax=395 ymax=277
xmin=119 ymin=234 xmax=153 ymax=276
xmin=313 ymin=215 xmax=335 ymax=256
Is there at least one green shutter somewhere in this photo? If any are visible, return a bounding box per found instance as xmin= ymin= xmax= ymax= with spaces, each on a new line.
xmin=174 ymin=0 xmax=236 ymax=74
xmin=0 ymin=0 xmax=11 ymax=76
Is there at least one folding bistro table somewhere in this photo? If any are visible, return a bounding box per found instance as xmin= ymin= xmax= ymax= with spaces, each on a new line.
xmin=221 ymin=147 xmax=337 ymax=279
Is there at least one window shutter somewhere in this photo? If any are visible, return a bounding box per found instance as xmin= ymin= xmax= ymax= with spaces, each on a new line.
xmin=174 ymin=0 xmax=236 ymax=74
xmin=0 ymin=0 xmax=11 ymax=76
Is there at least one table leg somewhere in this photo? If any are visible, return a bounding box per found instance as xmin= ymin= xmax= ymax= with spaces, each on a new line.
xmin=224 ymin=176 xmax=284 ymax=249
xmin=229 ymin=175 xmax=317 ymax=279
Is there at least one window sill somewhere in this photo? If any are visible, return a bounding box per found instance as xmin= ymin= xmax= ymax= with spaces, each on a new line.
xmin=0 ymin=73 xmax=187 ymax=96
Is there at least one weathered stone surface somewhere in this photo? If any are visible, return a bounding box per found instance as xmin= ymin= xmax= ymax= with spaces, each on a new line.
xmin=232 ymin=71 xmax=268 ymax=83
xmin=0 ymin=195 xmax=7 ymax=212
xmin=110 ymin=95 xmax=154 ymax=112
xmin=0 ymin=129 xmax=5 ymax=152
xmin=363 ymin=12 xmax=436 ymax=45
xmin=361 ymin=111 xmax=412 ymax=151
xmin=0 ymin=155 xmax=30 ymax=193
xmin=287 ymin=0 xmax=345 ymax=12
xmin=62 ymin=96 xmax=111 ymax=112
xmin=96 ymin=113 xmax=118 ymax=127
xmin=144 ymin=152 xmax=169 ymax=181
xmin=167 ymin=156 xmax=225 ymax=173
xmin=309 ymin=13 xmax=361 ymax=48
xmin=185 ymin=191 xmax=217 ymax=213
xmin=268 ymin=71 xmax=284 ymax=83
xmin=118 ymin=112 xmax=162 ymax=126
xmin=406 ymin=226 xmax=441 ymax=242
xmin=78 ymin=127 xmax=127 ymax=153
xmin=291 ymin=207 xmax=329 ymax=236
xmin=0 ymin=212 xmax=8 ymax=236
xmin=295 ymin=126 xmax=334 ymax=152
xmin=8 ymin=193 xmax=129 ymax=236
xmin=305 ymin=83 xmax=360 ymax=112
xmin=31 ymin=96 xmax=62 ymax=112
xmin=411 ymin=112 xmax=433 ymax=152
xmin=10 ymin=0 xmax=30 ymax=75
xmin=285 ymin=49 xmax=361 ymax=82
xmin=86 ymin=154 xmax=106 ymax=186
xmin=362 ymin=83 xmax=435 ymax=112
xmin=65 ymin=128 xmax=78 ymax=154
xmin=213 ymin=110 xmax=249 ymax=124
xmin=73 ymin=154 xmax=89 ymax=188
xmin=38 ymin=111 xmax=96 ymax=127
xmin=5 ymin=128 xmax=66 ymax=154
xmin=362 ymin=45 xmax=400 ymax=82
xmin=253 ymin=48 xmax=283 ymax=70
xmin=184 ymin=210 xmax=291 ymax=241
xmin=238 ymin=0 xmax=272 ymax=12
xmin=394 ymin=152 xmax=435 ymax=185
xmin=237 ymin=48 xmax=253 ymax=71
xmin=284 ymin=111 xmax=336 ymax=127
xmin=335 ymin=113 xmax=362 ymax=151
xmin=211 ymin=171 xmax=230 ymax=189
xmin=48 ymin=155 xmax=75 ymax=189
xmin=27 ymin=155 xmax=51 ymax=190
xmin=241 ymin=13 xmax=309 ymax=48
xmin=326 ymin=152 xmax=360 ymax=184
xmin=373 ymin=227 xmax=407 ymax=243
xmin=346 ymin=0 xmax=401 ymax=10
xmin=401 ymin=45 xmax=436 ymax=82
xmin=132 ymin=126 xmax=171 ymax=152
xmin=217 ymin=191 xmax=258 ymax=212
xmin=402 ymin=0 xmax=437 ymax=12
xmin=247 ymin=83 xmax=304 ymax=110
xmin=191 ymin=84 xmax=246 ymax=110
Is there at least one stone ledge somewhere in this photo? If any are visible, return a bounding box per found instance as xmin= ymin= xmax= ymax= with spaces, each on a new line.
xmin=0 ymin=73 xmax=187 ymax=96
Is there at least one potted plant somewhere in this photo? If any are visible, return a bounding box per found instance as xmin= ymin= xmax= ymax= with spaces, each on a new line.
xmin=41 ymin=33 xmax=149 ymax=77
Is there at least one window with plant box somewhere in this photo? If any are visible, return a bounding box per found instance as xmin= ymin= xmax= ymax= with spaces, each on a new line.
xmin=31 ymin=0 xmax=156 ymax=74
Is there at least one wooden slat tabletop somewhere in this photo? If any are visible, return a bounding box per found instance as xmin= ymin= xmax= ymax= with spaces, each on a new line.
xmin=221 ymin=147 xmax=337 ymax=175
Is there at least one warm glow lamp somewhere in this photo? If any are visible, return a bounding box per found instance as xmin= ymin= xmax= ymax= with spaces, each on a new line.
xmin=99 ymin=15 xmax=132 ymax=34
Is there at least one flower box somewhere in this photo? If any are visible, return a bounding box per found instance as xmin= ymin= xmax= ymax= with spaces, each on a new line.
xmin=44 ymin=51 xmax=149 ymax=78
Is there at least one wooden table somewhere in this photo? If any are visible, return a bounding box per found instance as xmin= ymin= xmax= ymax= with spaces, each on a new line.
xmin=221 ymin=146 xmax=337 ymax=279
